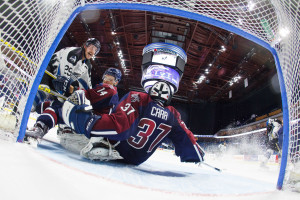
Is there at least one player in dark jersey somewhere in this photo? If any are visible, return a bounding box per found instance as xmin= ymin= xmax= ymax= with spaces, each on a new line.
xmin=62 ymin=42 xmax=205 ymax=165
xmin=24 ymin=67 xmax=121 ymax=141
xmin=60 ymin=68 xmax=122 ymax=153
xmin=85 ymin=68 xmax=121 ymax=115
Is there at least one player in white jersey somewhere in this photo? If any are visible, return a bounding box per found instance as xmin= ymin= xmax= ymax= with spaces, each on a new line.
xmin=217 ymin=142 xmax=227 ymax=156
xmin=25 ymin=38 xmax=101 ymax=141
xmin=33 ymin=38 xmax=101 ymax=111
xmin=261 ymin=118 xmax=283 ymax=167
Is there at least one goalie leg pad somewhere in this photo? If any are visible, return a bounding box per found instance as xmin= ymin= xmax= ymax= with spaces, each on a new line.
xmin=80 ymin=138 xmax=123 ymax=161
xmin=85 ymin=148 xmax=123 ymax=161
xmin=80 ymin=137 xmax=104 ymax=156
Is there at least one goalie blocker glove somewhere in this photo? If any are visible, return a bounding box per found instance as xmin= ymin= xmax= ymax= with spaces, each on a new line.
xmin=62 ymin=101 xmax=100 ymax=137
xmin=62 ymin=90 xmax=100 ymax=137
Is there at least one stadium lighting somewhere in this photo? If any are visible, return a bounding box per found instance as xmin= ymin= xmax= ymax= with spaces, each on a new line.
xmin=220 ymin=45 xmax=226 ymax=52
xmin=196 ymin=75 xmax=206 ymax=84
xmin=279 ymin=27 xmax=290 ymax=38
xmin=248 ymin=1 xmax=256 ymax=11
xmin=238 ymin=18 xmax=243 ymax=25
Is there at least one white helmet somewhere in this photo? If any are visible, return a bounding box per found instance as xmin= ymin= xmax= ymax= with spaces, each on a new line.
xmin=266 ymin=118 xmax=274 ymax=126
xmin=149 ymin=81 xmax=173 ymax=106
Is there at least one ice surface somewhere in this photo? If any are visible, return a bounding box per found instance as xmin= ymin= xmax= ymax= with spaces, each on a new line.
xmin=0 ymin=127 xmax=299 ymax=200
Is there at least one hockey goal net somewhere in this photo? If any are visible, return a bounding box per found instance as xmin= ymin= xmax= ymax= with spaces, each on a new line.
xmin=0 ymin=0 xmax=299 ymax=190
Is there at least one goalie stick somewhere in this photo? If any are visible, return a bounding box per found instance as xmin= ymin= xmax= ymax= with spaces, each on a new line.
xmin=201 ymin=162 xmax=222 ymax=172
xmin=162 ymin=141 xmax=221 ymax=172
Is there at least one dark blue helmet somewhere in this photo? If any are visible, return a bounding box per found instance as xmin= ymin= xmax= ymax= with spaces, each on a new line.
xmin=85 ymin=38 xmax=101 ymax=55
xmin=103 ymin=68 xmax=122 ymax=82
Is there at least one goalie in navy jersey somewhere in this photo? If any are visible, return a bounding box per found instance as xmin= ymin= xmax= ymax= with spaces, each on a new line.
xmin=62 ymin=43 xmax=205 ymax=165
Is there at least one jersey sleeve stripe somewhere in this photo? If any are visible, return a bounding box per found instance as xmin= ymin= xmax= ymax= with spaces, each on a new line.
xmin=90 ymin=130 xmax=118 ymax=135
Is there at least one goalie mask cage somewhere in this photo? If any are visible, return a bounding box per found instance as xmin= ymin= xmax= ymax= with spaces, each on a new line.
xmin=0 ymin=0 xmax=299 ymax=190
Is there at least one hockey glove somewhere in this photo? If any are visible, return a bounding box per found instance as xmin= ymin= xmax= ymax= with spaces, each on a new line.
xmin=62 ymin=100 xmax=100 ymax=137
xmin=68 ymin=90 xmax=86 ymax=105
xmin=52 ymin=75 xmax=71 ymax=94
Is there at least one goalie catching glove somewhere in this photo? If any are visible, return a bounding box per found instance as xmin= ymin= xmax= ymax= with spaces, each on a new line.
xmin=62 ymin=90 xmax=100 ymax=137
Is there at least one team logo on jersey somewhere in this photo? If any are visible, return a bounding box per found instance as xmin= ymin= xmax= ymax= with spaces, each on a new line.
xmin=69 ymin=55 xmax=77 ymax=64
xmin=131 ymin=94 xmax=140 ymax=102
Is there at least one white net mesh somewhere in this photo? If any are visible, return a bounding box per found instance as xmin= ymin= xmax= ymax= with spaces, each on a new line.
xmin=0 ymin=0 xmax=299 ymax=189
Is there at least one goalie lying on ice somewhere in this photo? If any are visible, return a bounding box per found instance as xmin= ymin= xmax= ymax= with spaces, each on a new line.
xmin=62 ymin=43 xmax=205 ymax=165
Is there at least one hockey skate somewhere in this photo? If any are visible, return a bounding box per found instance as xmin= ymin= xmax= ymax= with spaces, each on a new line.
xmin=23 ymin=121 xmax=49 ymax=144
xmin=57 ymin=124 xmax=73 ymax=137
xmin=80 ymin=137 xmax=123 ymax=161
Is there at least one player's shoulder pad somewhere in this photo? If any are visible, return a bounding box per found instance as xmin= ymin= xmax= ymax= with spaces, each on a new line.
xmin=133 ymin=91 xmax=150 ymax=100
xmin=275 ymin=119 xmax=282 ymax=125
xmin=166 ymin=105 xmax=182 ymax=119
xmin=85 ymin=59 xmax=92 ymax=68
xmin=122 ymin=91 xmax=149 ymax=104
xmin=67 ymin=47 xmax=82 ymax=65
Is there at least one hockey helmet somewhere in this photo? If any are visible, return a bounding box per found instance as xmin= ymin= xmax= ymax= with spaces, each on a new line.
xmin=149 ymin=81 xmax=173 ymax=106
xmin=85 ymin=38 xmax=101 ymax=55
xmin=103 ymin=68 xmax=122 ymax=83
xmin=266 ymin=118 xmax=274 ymax=126
xmin=141 ymin=43 xmax=187 ymax=94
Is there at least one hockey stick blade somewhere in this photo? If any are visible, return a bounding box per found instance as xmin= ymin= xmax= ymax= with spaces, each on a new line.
xmin=38 ymin=84 xmax=67 ymax=100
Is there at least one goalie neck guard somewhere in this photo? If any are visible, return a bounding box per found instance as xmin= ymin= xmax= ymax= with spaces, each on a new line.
xmin=141 ymin=42 xmax=187 ymax=93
